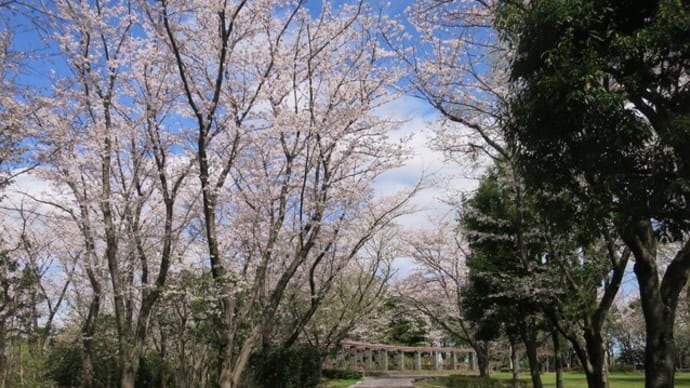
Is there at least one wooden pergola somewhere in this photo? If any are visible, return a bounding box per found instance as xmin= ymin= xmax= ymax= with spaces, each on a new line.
xmin=337 ymin=340 xmax=477 ymax=372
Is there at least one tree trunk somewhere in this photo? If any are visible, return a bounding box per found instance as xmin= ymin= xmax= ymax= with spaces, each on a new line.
xmin=0 ymin=324 xmax=6 ymax=388
xmin=510 ymin=340 xmax=520 ymax=388
xmin=639 ymin=298 xmax=677 ymax=388
xmin=81 ymin=292 xmax=100 ymax=388
xmin=583 ymin=329 xmax=609 ymax=388
xmin=120 ymin=286 xmax=163 ymax=388
xmin=522 ymin=322 xmax=543 ymax=388
xmin=475 ymin=341 xmax=490 ymax=378
xmin=552 ymin=329 xmax=563 ymax=388
xmin=120 ymin=358 xmax=137 ymax=388
xmin=159 ymin=325 xmax=167 ymax=388
xmin=622 ymin=221 xmax=690 ymax=388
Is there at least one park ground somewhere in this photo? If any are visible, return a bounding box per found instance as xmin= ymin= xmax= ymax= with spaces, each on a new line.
xmin=416 ymin=372 xmax=690 ymax=388
xmin=321 ymin=372 xmax=690 ymax=388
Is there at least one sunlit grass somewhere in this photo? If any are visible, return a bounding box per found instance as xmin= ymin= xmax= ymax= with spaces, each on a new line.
xmin=492 ymin=372 xmax=690 ymax=388
xmin=415 ymin=372 xmax=690 ymax=387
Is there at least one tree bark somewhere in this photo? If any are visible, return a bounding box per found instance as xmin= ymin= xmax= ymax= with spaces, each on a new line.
xmin=81 ymin=289 xmax=101 ymax=388
xmin=0 ymin=323 xmax=6 ymax=388
xmin=583 ymin=328 xmax=609 ymax=388
xmin=510 ymin=338 xmax=520 ymax=388
xmin=552 ymin=329 xmax=564 ymax=388
xmin=521 ymin=321 xmax=543 ymax=388
xmin=622 ymin=221 xmax=690 ymax=388
xmin=475 ymin=341 xmax=490 ymax=378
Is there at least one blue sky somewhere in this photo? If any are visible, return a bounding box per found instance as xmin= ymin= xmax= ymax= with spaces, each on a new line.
xmin=2 ymin=0 xmax=483 ymax=278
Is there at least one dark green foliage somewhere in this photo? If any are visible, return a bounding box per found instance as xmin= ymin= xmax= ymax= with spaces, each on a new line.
xmin=47 ymin=342 xmax=82 ymax=387
xmin=46 ymin=318 xmax=170 ymax=388
xmin=382 ymin=300 xmax=429 ymax=346
xmin=497 ymin=0 xmax=690 ymax=238
xmin=496 ymin=0 xmax=690 ymax=384
xmin=608 ymin=364 xmax=639 ymax=373
xmin=460 ymin=170 xmax=553 ymax=341
xmin=46 ymin=338 xmax=119 ymax=388
xmin=136 ymin=352 xmax=174 ymax=388
xmin=445 ymin=375 xmax=507 ymax=387
xmin=297 ymin=346 xmax=322 ymax=388
xmin=245 ymin=346 xmax=321 ymax=388
xmin=321 ymin=369 xmax=363 ymax=380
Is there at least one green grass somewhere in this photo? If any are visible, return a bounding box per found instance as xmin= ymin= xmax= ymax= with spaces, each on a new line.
xmin=318 ymin=378 xmax=361 ymax=388
xmin=492 ymin=372 xmax=690 ymax=387
xmin=415 ymin=378 xmax=447 ymax=388
xmin=415 ymin=372 xmax=690 ymax=388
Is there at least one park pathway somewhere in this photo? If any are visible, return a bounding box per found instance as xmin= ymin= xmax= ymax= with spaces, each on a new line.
xmin=351 ymin=376 xmax=416 ymax=388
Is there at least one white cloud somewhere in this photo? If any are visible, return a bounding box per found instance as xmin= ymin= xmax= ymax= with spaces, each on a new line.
xmin=374 ymin=96 xmax=484 ymax=276
xmin=374 ymin=96 xmax=481 ymax=224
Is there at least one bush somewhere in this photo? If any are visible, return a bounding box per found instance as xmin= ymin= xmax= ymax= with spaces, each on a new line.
xmin=245 ymin=345 xmax=322 ymax=388
xmin=47 ymin=342 xmax=82 ymax=387
xmin=445 ymin=375 xmax=505 ymax=388
xmin=321 ymin=369 xmax=363 ymax=380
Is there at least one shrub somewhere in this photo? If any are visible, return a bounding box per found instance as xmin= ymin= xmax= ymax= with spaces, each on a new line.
xmin=245 ymin=345 xmax=322 ymax=388
xmin=321 ymin=369 xmax=363 ymax=380
xmin=445 ymin=375 xmax=505 ymax=388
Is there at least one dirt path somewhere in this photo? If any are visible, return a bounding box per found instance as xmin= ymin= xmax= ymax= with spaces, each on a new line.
xmin=350 ymin=376 xmax=416 ymax=388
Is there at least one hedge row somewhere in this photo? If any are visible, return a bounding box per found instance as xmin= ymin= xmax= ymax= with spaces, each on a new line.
xmin=244 ymin=346 xmax=321 ymax=388
xmin=445 ymin=375 xmax=506 ymax=388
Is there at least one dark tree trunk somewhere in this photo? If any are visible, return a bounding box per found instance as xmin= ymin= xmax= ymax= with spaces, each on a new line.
xmin=158 ymin=325 xmax=167 ymax=388
xmin=0 ymin=324 xmax=6 ymax=388
xmin=476 ymin=341 xmax=490 ymax=377
xmin=510 ymin=339 xmax=520 ymax=386
xmin=622 ymin=221 xmax=690 ymax=388
xmin=552 ymin=329 xmax=564 ymax=388
xmin=583 ymin=329 xmax=609 ymax=388
xmin=522 ymin=322 xmax=543 ymax=388
xmin=81 ymin=291 xmax=101 ymax=388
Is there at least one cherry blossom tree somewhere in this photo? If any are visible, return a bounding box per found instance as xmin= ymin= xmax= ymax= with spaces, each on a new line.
xmin=148 ymin=1 xmax=416 ymax=385
xmin=31 ymin=2 xmax=196 ymax=386
xmin=385 ymin=0 xmax=508 ymax=165
xmin=284 ymin=227 xmax=399 ymax=353
xmin=395 ymin=221 xmax=496 ymax=376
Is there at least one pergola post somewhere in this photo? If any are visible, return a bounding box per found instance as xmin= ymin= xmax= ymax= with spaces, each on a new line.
xmin=349 ymin=348 xmax=356 ymax=369
xmin=338 ymin=341 xmax=474 ymax=374
xmin=336 ymin=347 xmax=345 ymax=369
xmin=365 ymin=349 xmax=373 ymax=370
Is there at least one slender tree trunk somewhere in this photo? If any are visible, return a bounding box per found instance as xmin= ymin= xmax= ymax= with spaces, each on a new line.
xmin=552 ymin=329 xmax=563 ymax=388
xmin=121 ymin=358 xmax=137 ymax=388
xmin=0 ymin=324 xmax=6 ymax=388
xmin=81 ymin=292 xmax=100 ymax=388
xmin=159 ymin=325 xmax=167 ymax=388
xmin=521 ymin=322 xmax=543 ymax=388
xmin=510 ymin=339 xmax=520 ymax=388
xmin=475 ymin=341 xmax=490 ymax=378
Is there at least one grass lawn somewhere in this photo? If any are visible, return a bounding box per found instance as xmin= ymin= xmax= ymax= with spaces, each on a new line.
xmin=493 ymin=372 xmax=690 ymax=387
xmin=318 ymin=378 xmax=361 ymax=388
xmin=415 ymin=372 xmax=690 ymax=387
